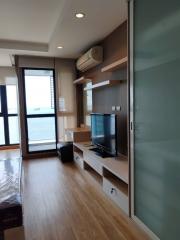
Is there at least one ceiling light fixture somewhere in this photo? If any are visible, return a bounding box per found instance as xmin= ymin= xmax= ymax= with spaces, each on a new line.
xmin=57 ymin=46 xmax=63 ymax=49
xmin=75 ymin=12 xmax=85 ymax=19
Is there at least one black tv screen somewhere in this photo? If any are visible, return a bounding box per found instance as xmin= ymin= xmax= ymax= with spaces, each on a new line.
xmin=91 ymin=113 xmax=117 ymax=156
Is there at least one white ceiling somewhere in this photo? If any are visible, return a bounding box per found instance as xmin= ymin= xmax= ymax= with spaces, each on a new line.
xmin=0 ymin=0 xmax=127 ymax=66
xmin=0 ymin=53 xmax=12 ymax=66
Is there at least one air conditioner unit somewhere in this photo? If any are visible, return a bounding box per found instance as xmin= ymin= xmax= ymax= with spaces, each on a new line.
xmin=76 ymin=46 xmax=103 ymax=72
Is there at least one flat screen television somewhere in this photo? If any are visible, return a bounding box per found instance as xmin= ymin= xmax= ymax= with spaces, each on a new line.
xmin=91 ymin=113 xmax=117 ymax=157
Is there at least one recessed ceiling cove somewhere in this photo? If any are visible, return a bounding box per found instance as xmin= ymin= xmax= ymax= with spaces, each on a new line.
xmin=0 ymin=0 xmax=127 ymax=65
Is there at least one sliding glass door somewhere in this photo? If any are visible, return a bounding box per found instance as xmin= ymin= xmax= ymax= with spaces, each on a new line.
xmin=130 ymin=0 xmax=180 ymax=239
xmin=0 ymin=85 xmax=19 ymax=146
xmin=23 ymin=69 xmax=57 ymax=153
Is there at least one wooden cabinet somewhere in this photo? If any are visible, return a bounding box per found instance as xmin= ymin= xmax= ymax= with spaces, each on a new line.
xmin=65 ymin=128 xmax=91 ymax=143
xmin=73 ymin=142 xmax=129 ymax=215
xmin=84 ymin=152 xmax=103 ymax=176
xmin=103 ymin=177 xmax=128 ymax=214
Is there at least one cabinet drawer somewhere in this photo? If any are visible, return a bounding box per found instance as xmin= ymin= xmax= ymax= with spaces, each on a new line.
xmin=103 ymin=178 xmax=128 ymax=214
xmin=84 ymin=153 xmax=103 ymax=176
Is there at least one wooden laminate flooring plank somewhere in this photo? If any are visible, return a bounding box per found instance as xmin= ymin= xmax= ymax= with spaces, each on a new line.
xmin=22 ymin=157 xmax=149 ymax=240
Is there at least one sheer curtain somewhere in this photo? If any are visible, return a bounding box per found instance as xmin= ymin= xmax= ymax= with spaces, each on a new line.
xmin=55 ymin=60 xmax=77 ymax=142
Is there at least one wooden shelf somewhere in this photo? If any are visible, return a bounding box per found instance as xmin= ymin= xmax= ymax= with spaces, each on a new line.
xmin=73 ymin=76 xmax=92 ymax=84
xmin=84 ymin=80 xmax=121 ymax=91
xmin=74 ymin=147 xmax=83 ymax=158
xmin=73 ymin=142 xmax=128 ymax=184
xmin=107 ymin=177 xmax=128 ymax=196
xmin=103 ymin=155 xmax=128 ymax=184
xmin=74 ymin=151 xmax=84 ymax=169
xmin=66 ymin=128 xmax=90 ymax=133
xmin=66 ymin=129 xmax=91 ymax=143
xmin=84 ymin=162 xmax=103 ymax=186
xmin=58 ymin=111 xmax=74 ymax=116
xmin=101 ymin=57 xmax=128 ymax=72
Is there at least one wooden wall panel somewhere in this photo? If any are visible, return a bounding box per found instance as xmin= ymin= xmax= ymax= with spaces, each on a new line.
xmin=93 ymin=81 xmax=127 ymax=155
xmin=78 ymin=21 xmax=128 ymax=155
xmin=76 ymin=84 xmax=84 ymax=127
xmin=78 ymin=21 xmax=127 ymax=83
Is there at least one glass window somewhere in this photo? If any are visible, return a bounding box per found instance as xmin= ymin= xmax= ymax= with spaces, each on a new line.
xmin=6 ymin=85 xmax=18 ymax=114
xmin=27 ymin=117 xmax=56 ymax=152
xmin=23 ymin=69 xmax=57 ymax=153
xmin=8 ymin=116 xmax=19 ymax=144
xmin=84 ymin=82 xmax=93 ymax=126
xmin=58 ymin=116 xmax=76 ymax=142
xmin=86 ymin=82 xmax=93 ymax=112
xmin=0 ymin=117 xmax=5 ymax=145
xmin=85 ymin=115 xmax=91 ymax=127
xmin=24 ymin=70 xmax=54 ymax=115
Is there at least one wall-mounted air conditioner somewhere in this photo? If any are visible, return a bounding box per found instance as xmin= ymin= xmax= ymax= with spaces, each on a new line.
xmin=76 ymin=46 xmax=103 ymax=72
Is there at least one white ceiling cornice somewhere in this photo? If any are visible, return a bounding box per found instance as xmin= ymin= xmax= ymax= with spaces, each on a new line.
xmin=0 ymin=40 xmax=48 ymax=52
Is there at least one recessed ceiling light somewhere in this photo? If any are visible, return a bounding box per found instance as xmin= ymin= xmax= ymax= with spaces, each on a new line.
xmin=75 ymin=12 xmax=85 ymax=19
xmin=57 ymin=46 xmax=63 ymax=49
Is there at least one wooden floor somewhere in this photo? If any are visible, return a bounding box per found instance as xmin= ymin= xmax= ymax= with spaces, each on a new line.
xmin=1 ymin=150 xmax=149 ymax=240
xmin=0 ymin=148 xmax=20 ymax=160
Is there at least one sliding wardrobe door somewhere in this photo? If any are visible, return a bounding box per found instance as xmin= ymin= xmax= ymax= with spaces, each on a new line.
xmin=130 ymin=0 xmax=180 ymax=239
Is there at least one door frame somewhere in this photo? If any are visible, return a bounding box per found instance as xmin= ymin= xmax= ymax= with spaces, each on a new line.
xmin=22 ymin=68 xmax=58 ymax=154
xmin=129 ymin=1 xmax=160 ymax=239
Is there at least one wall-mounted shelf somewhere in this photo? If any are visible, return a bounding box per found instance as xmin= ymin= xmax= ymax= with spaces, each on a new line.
xmin=101 ymin=56 xmax=128 ymax=73
xmin=103 ymin=154 xmax=128 ymax=184
xmin=84 ymin=80 xmax=121 ymax=91
xmin=58 ymin=111 xmax=74 ymax=116
xmin=73 ymin=76 xmax=92 ymax=84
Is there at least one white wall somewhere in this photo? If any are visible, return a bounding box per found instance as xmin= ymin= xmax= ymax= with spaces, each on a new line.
xmin=0 ymin=67 xmax=17 ymax=85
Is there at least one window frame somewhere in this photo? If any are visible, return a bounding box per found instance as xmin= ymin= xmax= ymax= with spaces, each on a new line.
xmin=0 ymin=85 xmax=19 ymax=146
xmin=22 ymin=68 xmax=58 ymax=154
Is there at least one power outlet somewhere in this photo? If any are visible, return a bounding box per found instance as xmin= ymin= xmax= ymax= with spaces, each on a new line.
xmin=116 ymin=106 xmax=121 ymax=111
xmin=112 ymin=106 xmax=116 ymax=111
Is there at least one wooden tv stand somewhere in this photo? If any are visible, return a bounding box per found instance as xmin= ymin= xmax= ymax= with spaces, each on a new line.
xmin=73 ymin=142 xmax=129 ymax=215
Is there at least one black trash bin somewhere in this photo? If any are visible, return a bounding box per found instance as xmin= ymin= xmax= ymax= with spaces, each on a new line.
xmin=57 ymin=142 xmax=73 ymax=162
